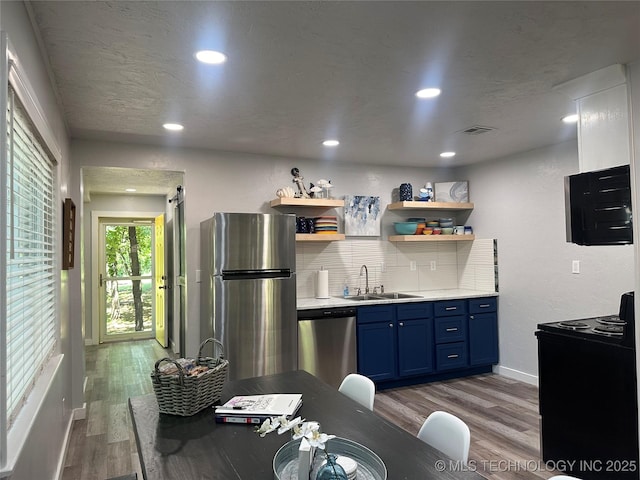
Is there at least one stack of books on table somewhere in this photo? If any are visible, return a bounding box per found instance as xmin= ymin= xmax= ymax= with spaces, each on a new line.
xmin=214 ymin=393 xmax=302 ymax=424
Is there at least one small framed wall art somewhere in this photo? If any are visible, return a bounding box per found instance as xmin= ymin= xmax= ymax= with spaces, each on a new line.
xmin=62 ymin=198 xmax=76 ymax=270
xmin=344 ymin=195 xmax=381 ymax=236
xmin=435 ymin=181 xmax=469 ymax=203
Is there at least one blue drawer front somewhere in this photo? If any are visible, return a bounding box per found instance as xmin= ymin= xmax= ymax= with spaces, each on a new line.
xmin=469 ymin=297 xmax=497 ymax=314
xmin=434 ymin=316 xmax=466 ymax=344
xmin=357 ymin=305 xmax=395 ymax=324
xmin=436 ymin=343 xmax=468 ymax=371
xmin=434 ymin=300 xmax=467 ymax=317
xmin=397 ymin=302 xmax=433 ymax=320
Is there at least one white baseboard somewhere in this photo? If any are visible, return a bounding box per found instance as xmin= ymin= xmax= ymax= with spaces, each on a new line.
xmin=56 ymin=411 xmax=75 ymax=480
xmin=73 ymin=403 xmax=87 ymax=420
xmin=84 ymin=338 xmax=93 ymax=346
xmin=494 ymin=365 xmax=538 ymax=386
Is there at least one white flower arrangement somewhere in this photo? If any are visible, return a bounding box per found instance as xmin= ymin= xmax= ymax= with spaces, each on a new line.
xmin=256 ymin=416 xmax=336 ymax=450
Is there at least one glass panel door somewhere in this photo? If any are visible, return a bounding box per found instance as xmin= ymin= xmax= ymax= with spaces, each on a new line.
xmin=99 ymin=220 xmax=155 ymax=342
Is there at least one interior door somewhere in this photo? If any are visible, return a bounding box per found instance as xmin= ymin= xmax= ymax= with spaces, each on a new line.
xmin=155 ymin=214 xmax=168 ymax=347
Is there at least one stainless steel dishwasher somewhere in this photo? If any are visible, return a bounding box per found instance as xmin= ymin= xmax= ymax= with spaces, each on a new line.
xmin=297 ymin=307 xmax=357 ymax=388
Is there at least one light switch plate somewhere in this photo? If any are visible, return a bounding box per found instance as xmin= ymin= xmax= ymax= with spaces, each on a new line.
xmin=572 ymin=260 xmax=580 ymax=274
xmin=410 ymin=261 xmax=417 ymax=271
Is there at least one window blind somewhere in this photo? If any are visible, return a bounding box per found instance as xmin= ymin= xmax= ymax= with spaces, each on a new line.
xmin=4 ymin=85 xmax=57 ymax=427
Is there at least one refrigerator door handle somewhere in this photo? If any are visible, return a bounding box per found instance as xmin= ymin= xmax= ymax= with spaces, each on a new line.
xmin=222 ymin=269 xmax=291 ymax=280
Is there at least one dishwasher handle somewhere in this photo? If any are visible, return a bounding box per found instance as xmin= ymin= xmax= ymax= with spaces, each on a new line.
xmin=297 ymin=307 xmax=357 ymax=320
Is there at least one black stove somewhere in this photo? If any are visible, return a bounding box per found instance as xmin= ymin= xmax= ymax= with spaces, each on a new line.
xmin=538 ymin=314 xmax=629 ymax=345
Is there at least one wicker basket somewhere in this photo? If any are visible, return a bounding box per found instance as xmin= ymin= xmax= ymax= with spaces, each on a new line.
xmin=151 ymin=338 xmax=228 ymax=416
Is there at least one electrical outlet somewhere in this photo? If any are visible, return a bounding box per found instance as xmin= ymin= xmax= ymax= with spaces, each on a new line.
xmin=430 ymin=261 xmax=436 ymax=271
xmin=380 ymin=262 xmax=386 ymax=273
xmin=410 ymin=261 xmax=417 ymax=271
xmin=572 ymin=260 xmax=580 ymax=274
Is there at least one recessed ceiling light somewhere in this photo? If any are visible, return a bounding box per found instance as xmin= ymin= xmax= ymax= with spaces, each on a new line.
xmin=415 ymin=88 xmax=441 ymax=99
xmin=562 ymin=114 xmax=579 ymax=124
xmin=194 ymin=50 xmax=227 ymax=65
xmin=125 ymin=188 xmax=137 ymax=192
xmin=163 ymin=123 xmax=184 ymax=131
xmin=322 ymin=140 xmax=340 ymax=147
xmin=440 ymin=151 xmax=456 ymax=158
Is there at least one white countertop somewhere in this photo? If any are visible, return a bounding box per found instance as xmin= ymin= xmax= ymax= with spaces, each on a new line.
xmin=297 ymin=289 xmax=498 ymax=310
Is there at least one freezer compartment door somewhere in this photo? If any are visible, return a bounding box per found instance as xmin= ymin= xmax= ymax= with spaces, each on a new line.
xmin=213 ymin=274 xmax=297 ymax=381
xmin=211 ymin=213 xmax=296 ymax=273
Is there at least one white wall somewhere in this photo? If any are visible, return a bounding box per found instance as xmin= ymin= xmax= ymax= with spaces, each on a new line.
xmin=459 ymin=140 xmax=634 ymax=381
xmin=0 ymin=2 xmax=72 ymax=479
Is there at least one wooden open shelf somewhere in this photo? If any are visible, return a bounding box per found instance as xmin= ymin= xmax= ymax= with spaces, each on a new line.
xmin=296 ymin=233 xmax=346 ymax=242
xmin=270 ymin=198 xmax=345 ymax=208
xmin=389 ymin=234 xmax=476 ymax=242
xmin=388 ymin=201 xmax=474 ymax=210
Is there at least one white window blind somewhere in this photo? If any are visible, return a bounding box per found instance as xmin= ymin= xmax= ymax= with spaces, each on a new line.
xmin=4 ymin=84 xmax=57 ymax=427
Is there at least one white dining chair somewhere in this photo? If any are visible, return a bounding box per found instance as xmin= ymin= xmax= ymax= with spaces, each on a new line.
xmin=548 ymin=476 xmax=582 ymax=480
xmin=338 ymin=373 xmax=375 ymax=411
xmin=417 ymin=411 xmax=471 ymax=464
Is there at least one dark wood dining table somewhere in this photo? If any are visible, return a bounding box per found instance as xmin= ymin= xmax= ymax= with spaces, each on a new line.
xmin=129 ymin=369 xmax=485 ymax=480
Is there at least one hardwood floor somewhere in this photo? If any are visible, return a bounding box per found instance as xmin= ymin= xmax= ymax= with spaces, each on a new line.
xmin=63 ymin=341 xmax=552 ymax=480
xmin=375 ymin=375 xmax=558 ymax=480
xmin=62 ymin=339 xmax=173 ymax=480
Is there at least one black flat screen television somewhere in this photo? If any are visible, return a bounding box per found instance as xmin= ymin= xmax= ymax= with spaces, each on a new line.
xmin=565 ymin=164 xmax=632 ymax=246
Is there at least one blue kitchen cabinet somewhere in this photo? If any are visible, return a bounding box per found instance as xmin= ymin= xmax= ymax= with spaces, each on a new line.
xmin=357 ymin=305 xmax=397 ymax=381
xmin=468 ymin=297 xmax=499 ymax=366
xmin=357 ymin=303 xmax=434 ymax=381
xmin=397 ymin=317 xmax=434 ymax=376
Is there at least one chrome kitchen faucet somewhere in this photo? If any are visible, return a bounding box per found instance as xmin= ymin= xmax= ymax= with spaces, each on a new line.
xmin=360 ymin=264 xmax=369 ymax=294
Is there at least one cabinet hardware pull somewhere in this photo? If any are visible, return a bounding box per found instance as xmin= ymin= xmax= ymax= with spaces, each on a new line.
xmin=447 ymin=354 xmax=459 ymax=359
xmin=479 ymin=304 xmax=490 ymax=308
xmin=389 ymin=323 xmax=393 ymax=327
xmin=399 ymin=322 xmax=404 ymax=326
xmin=470 ymin=315 xmax=474 ymax=320
xmin=445 ymin=327 xmax=458 ymax=332
xmin=445 ymin=306 xmax=457 ymax=311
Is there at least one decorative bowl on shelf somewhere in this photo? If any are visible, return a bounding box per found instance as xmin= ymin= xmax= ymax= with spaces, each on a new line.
xmin=393 ymin=222 xmax=418 ymax=235
xmin=441 ymin=227 xmax=454 ymax=235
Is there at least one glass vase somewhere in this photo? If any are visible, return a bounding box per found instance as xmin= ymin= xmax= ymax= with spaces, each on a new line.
xmin=315 ymin=453 xmax=348 ymax=480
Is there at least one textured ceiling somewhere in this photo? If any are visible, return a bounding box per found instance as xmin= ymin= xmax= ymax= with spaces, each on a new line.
xmin=28 ymin=1 xmax=640 ymax=178
xmin=81 ymin=167 xmax=184 ymax=199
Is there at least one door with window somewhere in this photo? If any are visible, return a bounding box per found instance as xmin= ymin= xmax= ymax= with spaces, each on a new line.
xmin=98 ymin=219 xmax=157 ymax=342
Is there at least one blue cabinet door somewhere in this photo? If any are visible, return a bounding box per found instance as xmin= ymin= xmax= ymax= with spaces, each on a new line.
xmin=357 ymin=321 xmax=397 ymax=381
xmin=397 ymin=318 xmax=434 ymax=377
xmin=469 ymin=312 xmax=499 ymax=366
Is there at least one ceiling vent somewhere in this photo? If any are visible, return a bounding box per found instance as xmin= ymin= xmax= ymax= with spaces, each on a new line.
xmin=459 ymin=125 xmax=496 ymax=135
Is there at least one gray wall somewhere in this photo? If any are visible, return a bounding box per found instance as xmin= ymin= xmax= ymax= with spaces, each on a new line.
xmin=1 ymin=1 xmax=73 ymax=479
xmin=71 ymin=136 xmax=635 ymax=382
xmin=460 ymin=140 xmax=634 ymax=381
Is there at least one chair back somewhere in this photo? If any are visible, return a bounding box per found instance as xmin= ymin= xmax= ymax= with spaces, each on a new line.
xmin=548 ymin=476 xmax=583 ymax=480
xmin=417 ymin=411 xmax=470 ymax=464
xmin=338 ymin=373 xmax=375 ymax=411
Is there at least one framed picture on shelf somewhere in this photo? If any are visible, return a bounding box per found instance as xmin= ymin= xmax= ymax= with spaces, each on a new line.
xmin=435 ymin=181 xmax=469 ymax=203
xmin=62 ymin=198 xmax=75 ymax=270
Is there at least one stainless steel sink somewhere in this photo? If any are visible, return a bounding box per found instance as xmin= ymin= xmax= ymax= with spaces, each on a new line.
xmin=341 ymin=292 xmax=423 ymax=301
xmin=372 ymin=292 xmax=423 ymax=299
xmin=342 ymin=295 xmax=381 ymax=301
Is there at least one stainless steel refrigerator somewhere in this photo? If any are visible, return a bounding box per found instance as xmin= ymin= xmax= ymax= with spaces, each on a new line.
xmin=200 ymin=213 xmax=297 ymax=381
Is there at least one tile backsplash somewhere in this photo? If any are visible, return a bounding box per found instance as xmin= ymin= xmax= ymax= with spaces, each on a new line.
xmin=296 ymin=238 xmax=497 ymax=298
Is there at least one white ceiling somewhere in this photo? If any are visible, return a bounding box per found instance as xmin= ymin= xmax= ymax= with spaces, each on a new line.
xmin=27 ymin=1 xmax=640 ymax=186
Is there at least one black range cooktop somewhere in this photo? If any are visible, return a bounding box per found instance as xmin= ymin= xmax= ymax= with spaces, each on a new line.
xmin=537 ymin=315 xmax=629 ymax=345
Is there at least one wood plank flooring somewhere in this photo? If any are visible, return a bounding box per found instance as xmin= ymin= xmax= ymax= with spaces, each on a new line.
xmin=375 ymin=375 xmax=559 ymax=480
xmin=63 ymin=341 xmax=554 ymax=480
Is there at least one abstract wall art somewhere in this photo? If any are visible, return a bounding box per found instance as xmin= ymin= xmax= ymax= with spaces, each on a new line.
xmin=344 ymin=195 xmax=381 ymax=236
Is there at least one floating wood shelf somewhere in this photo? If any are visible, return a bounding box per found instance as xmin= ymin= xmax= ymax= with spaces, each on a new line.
xmin=270 ymin=198 xmax=345 ymax=208
xmin=389 ymin=234 xmax=476 ymax=242
xmin=387 ymin=201 xmax=474 ymax=210
xmin=296 ymin=233 xmax=346 ymax=242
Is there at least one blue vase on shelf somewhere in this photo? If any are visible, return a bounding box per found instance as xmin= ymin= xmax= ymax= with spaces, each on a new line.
xmin=316 ymin=453 xmax=347 ymax=480
xmin=399 ymin=183 xmax=412 ymax=201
